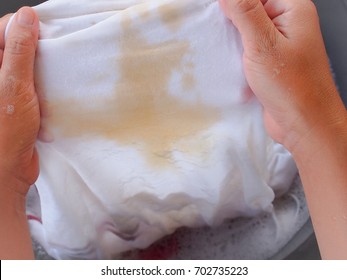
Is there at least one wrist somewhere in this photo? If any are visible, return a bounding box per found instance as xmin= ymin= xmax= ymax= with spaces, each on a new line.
xmin=0 ymin=169 xmax=31 ymax=198
xmin=0 ymin=175 xmax=34 ymax=260
xmin=290 ymin=105 xmax=347 ymax=166
xmin=0 ymin=181 xmax=27 ymax=217
xmin=0 ymin=149 xmax=39 ymax=193
xmin=282 ymin=80 xmax=347 ymax=156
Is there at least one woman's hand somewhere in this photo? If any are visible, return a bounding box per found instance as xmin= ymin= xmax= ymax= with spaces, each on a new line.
xmin=0 ymin=7 xmax=39 ymax=259
xmin=219 ymin=0 xmax=346 ymax=154
xmin=0 ymin=7 xmax=40 ymax=194
xmin=219 ymin=0 xmax=347 ymax=259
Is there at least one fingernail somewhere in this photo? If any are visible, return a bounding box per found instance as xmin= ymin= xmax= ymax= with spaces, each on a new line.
xmin=17 ymin=8 xmax=35 ymax=26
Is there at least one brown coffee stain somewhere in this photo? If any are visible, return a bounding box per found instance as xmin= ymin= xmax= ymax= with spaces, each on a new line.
xmin=158 ymin=0 xmax=184 ymax=32
xmin=133 ymin=2 xmax=151 ymax=21
xmin=45 ymin=4 xmax=220 ymax=167
xmin=182 ymin=73 xmax=195 ymax=91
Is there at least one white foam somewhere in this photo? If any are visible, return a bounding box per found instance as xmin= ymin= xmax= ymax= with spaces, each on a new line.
xmin=119 ymin=175 xmax=309 ymax=260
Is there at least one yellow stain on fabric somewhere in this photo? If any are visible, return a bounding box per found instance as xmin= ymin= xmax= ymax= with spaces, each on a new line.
xmin=158 ymin=0 xmax=184 ymax=32
xmin=46 ymin=3 xmax=220 ymax=167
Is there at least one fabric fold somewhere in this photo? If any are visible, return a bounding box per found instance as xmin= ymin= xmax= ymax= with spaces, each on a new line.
xmin=13 ymin=0 xmax=298 ymax=259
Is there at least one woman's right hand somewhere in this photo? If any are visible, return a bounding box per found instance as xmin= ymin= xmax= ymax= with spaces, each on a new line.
xmin=219 ymin=0 xmax=347 ymax=155
xmin=219 ymin=0 xmax=347 ymax=260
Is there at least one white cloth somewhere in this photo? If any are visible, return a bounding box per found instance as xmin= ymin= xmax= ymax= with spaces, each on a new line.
xmin=15 ymin=0 xmax=297 ymax=259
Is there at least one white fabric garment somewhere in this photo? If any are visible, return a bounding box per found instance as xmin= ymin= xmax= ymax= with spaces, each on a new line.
xmin=13 ymin=0 xmax=297 ymax=259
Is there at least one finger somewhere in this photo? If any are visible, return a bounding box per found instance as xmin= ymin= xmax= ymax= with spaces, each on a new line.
xmin=219 ymin=0 xmax=279 ymax=49
xmin=0 ymin=14 xmax=13 ymax=67
xmin=0 ymin=49 xmax=3 ymax=67
xmin=1 ymin=7 xmax=39 ymax=82
xmin=262 ymin=0 xmax=286 ymax=20
xmin=0 ymin=14 xmax=13 ymax=50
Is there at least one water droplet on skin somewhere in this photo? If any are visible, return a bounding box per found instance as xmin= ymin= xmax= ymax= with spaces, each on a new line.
xmin=6 ymin=105 xmax=15 ymax=115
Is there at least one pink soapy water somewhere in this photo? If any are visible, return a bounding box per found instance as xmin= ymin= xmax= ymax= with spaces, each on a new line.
xmin=27 ymin=214 xmax=42 ymax=224
xmin=137 ymin=235 xmax=179 ymax=260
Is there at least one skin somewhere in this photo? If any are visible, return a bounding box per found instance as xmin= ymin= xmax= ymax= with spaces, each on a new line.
xmin=219 ymin=0 xmax=347 ymax=259
xmin=0 ymin=7 xmax=39 ymax=259
xmin=1 ymin=1 xmax=347 ymax=259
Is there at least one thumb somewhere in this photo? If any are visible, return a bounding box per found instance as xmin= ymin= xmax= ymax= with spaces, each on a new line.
xmin=2 ymin=7 xmax=39 ymax=81
xmin=219 ymin=0 xmax=278 ymax=50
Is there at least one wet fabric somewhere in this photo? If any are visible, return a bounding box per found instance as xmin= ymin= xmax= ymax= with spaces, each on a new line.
xmin=9 ymin=0 xmax=297 ymax=259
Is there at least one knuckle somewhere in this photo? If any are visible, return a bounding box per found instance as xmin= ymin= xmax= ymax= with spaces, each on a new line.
xmin=1 ymin=13 xmax=12 ymax=21
xmin=294 ymin=0 xmax=319 ymax=20
xmin=234 ymin=0 xmax=259 ymax=14
xmin=6 ymin=33 xmax=35 ymax=56
xmin=306 ymin=2 xmax=319 ymax=22
xmin=303 ymin=0 xmax=318 ymax=14
xmin=0 ymin=13 xmax=12 ymax=28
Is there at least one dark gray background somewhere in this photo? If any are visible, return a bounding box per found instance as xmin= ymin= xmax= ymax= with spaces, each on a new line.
xmin=1 ymin=0 xmax=346 ymax=260
xmin=0 ymin=0 xmax=44 ymax=14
